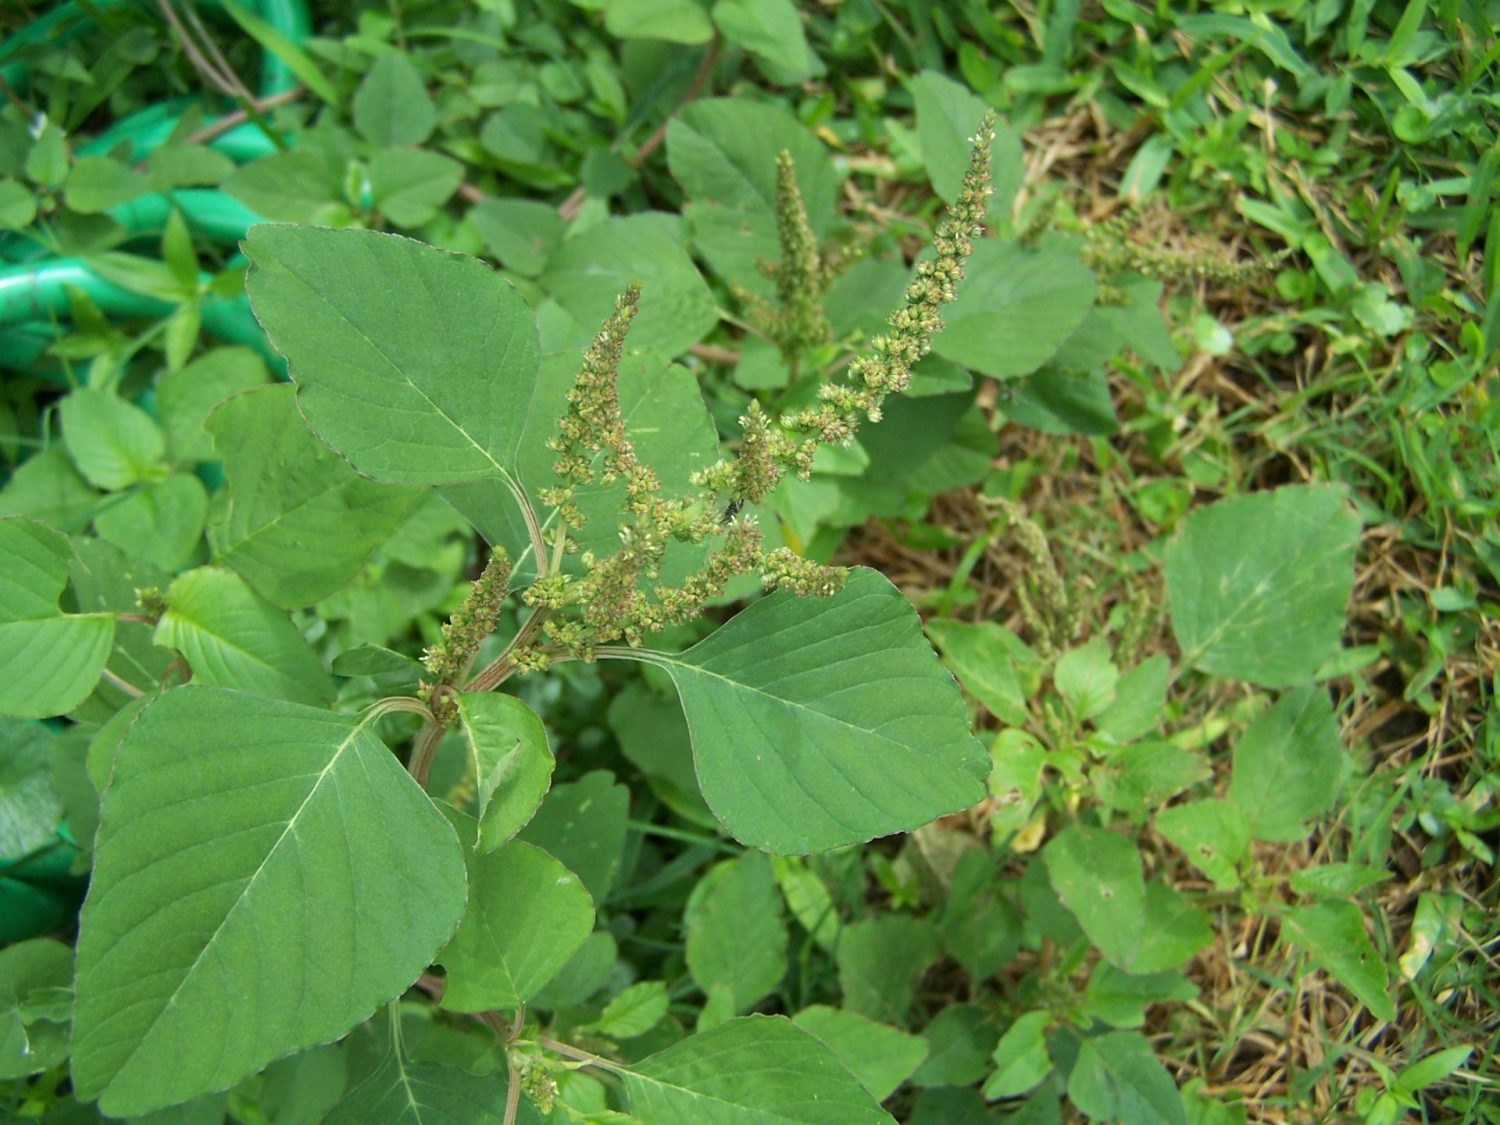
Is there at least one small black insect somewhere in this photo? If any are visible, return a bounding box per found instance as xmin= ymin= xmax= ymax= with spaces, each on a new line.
xmin=720 ymin=498 xmax=744 ymax=524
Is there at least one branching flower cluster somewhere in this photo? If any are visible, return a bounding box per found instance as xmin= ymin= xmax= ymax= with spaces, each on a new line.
xmin=431 ymin=113 xmax=996 ymax=675
xmin=733 ymin=150 xmax=838 ymax=373
xmin=419 ymin=546 xmax=511 ymax=719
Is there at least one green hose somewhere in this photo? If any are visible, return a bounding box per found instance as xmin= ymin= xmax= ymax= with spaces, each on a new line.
xmin=1 ymin=0 xmax=308 ymax=100
xmin=2 ymin=0 xmax=307 ymax=369
xmin=0 ymin=256 xmax=279 ymax=365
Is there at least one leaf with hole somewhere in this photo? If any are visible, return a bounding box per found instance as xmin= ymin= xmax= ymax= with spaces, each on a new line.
xmin=0 ymin=518 xmax=113 ymax=718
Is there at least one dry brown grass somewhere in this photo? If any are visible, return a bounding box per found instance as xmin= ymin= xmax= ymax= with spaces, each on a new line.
xmin=832 ymin=103 xmax=1497 ymax=1118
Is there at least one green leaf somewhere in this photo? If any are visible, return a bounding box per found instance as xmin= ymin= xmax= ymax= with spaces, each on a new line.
xmin=353 ymin=52 xmax=436 ymax=147
xmin=983 ymin=1010 xmax=1053 ymax=1100
xmin=772 ymin=856 xmax=841 ymax=951
xmin=623 ymin=1015 xmax=895 ymax=1123
xmin=325 ymin=1051 xmax=525 ymax=1124
xmin=1095 ymin=741 xmax=1210 ymax=814
xmin=72 ymin=687 xmax=468 ymax=1116
xmin=938 ymin=847 xmax=1022 ymax=981
xmin=0 ymin=720 xmax=62 ymax=856
xmin=933 ymin=240 xmax=1096 ymax=379
xmin=0 ymin=938 xmax=74 ymax=1080
xmin=470 ymin=199 xmax=564 ymax=278
xmin=218 ymin=0 xmax=337 ymax=103
xmin=604 ymin=0 xmax=712 ymax=43
xmin=836 ymin=916 xmax=941 ymax=1024
xmin=0 ymin=179 xmax=37 ymax=230
xmin=1287 ymin=863 xmax=1392 ymax=899
xmin=456 ymin=692 xmax=554 ymax=852
xmin=1080 ymin=964 xmax=1197 ymax=1030
xmin=1096 ymin=656 xmax=1170 ymax=742
xmin=207 ymin=385 xmax=424 ymax=608
xmin=909 ymin=70 xmax=1021 ymax=210
xmin=530 ymin=930 xmax=617 ymax=1011
xmin=1282 ymin=901 xmax=1395 ymax=1021
xmin=24 ymin=123 xmax=67 ymax=187
xmin=438 ymin=834 xmax=594 ymax=1012
xmin=540 ymin=213 xmax=716 ymax=358
xmin=911 ymin=1004 xmax=997 ymax=1087
xmin=65 ymin=155 xmax=148 ymax=213
xmin=0 ymin=517 xmax=113 ymax=718
xmin=1054 ymin=637 xmax=1119 ymax=721
xmin=608 ymin=681 xmax=712 ymax=825
xmin=67 ymin=539 xmax=172 ymax=720
xmin=244 ymin=225 xmax=542 ymax=486
xmin=668 ymin=98 xmax=836 ymax=295
xmin=926 ymin=619 xmax=1037 ymax=725
xmin=255 ymin=1043 xmax=349 ymax=1124
xmin=1226 ymin=686 xmax=1342 ymax=841
xmin=223 ymin=152 xmax=342 ymax=222
xmin=0 ymin=449 xmax=101 ymax=534
xmin=1042 ymin=823 xmax=1143 ymax=969
xmin=711 ymin=0 xmax=813 ymax=80
xmin=986 ymin=729 xmax=1047 ymax=844
xmin=1163 ymin=484 xmax=1361 ymax=686
xmin=157 ymin=347 xmax=271 ymax=464
xmin=154 ymin=567 xmax=333 ymax=706
xmin=643 ymin=568 xmax=988 ymax=853
xmin=792 ymin=1006 xmax=927 ymax=1102
xmin=685 ymin=853 xmax=787 ymax=1022
xmin=144 ymin=144 xmax=235 ymax=192
xmin=1394 ymin=1045 xmax=1473 ymax=1095
xmin=587 ymin=980 xmax=670 ymax=1040
xmin=1126 ymin=882 xmax=1214 ymax=974
xmin=517 ymin=770 xmax=629 ymax=902
xmin=1066 ymin=1031 xmax=1186 ymax=1125
xmin=370 ymin=148 xmax=463 ymax=227
xmin=1154 ymin=799 xmax=1250 ymax=890
xmin=95 ymin=473 xmax=208 ymax=572
xmin=59 ymin=389 xmax=165 ymax=490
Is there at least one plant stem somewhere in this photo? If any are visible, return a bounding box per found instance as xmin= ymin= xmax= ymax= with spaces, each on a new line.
xmin=463 ymin=606 xmax=550 ymax=694
xmin=505 ymin=478 xmax=550 ymax=580
xmin=536 ymin=1036 xmax=621 ymax=1073
xmin=407 ymin=719 xmax=446 ymax=789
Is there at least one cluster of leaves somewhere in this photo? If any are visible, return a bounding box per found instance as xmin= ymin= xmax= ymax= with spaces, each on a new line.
xmin=2 ymin=1 xmax=1496 ymax=1123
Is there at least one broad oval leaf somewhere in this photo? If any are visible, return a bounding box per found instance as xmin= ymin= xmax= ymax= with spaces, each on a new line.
xmin=1066 ymin=1031 xmax=1186 ymax=1125
xmin=0 ymin=938 xmax=74 ymax=1080
xmin=72 ymin=687 xmax=467 ymax=1116
xmin=1042 ymin=823 xmax=1144 ymax=969
xmin=0 ymin=517 xmax=113 ymax=718
xmin=0 ymin=720 xmax=62 ymax=856
xmin=325 ymin=1052 xmax=529 ymax=1125
xmin=539 ymin=214 xmax=716 ymax=358
xmin=645 ymin=568 xmax=988 ymax=853
xmin=1282 ymin=901 xmax=1395 ymax=1021
xmin=1226 ymin=685 xmax=1342 ymax=841
xmin=932 ymin=239 xmax=1096 ymax=379
xmin=243 ymin=224 xmax=541 ymax=486
xmin=685 ymin=853 xmax=787 ymax=1019
xmin=57 ymin=389 xmax=165 ymax=490
xmin=207 ymin=385 xmax=424 ymax=608
xmin=455 ymin=692 xmax=554 ymax=851
xmin=791 ymin=1006 xmax=928 ymax=1103
xmin=437 ymin=835 xmax=594 ymax=1013
xmin=1163 ymin=484 xmax=1361 ymax=687
xmin=154 ymin=567 xmax=332 ymax=706
xmin=623 ymin=1015 xmax=895 ymax=1123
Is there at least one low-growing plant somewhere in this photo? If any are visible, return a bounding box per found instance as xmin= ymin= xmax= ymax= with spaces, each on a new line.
xmin=0 ymin=124 xmax=1004 ymax=1120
